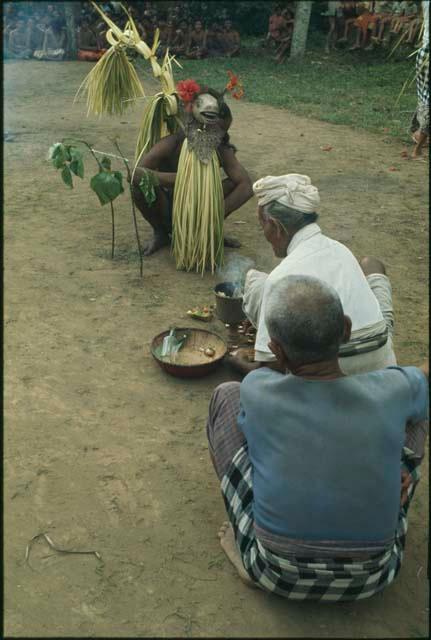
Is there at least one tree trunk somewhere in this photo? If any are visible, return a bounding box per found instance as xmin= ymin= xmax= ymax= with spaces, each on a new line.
xmin=289 ymin=1 xmax=313 ymax=60
xmin=64 ymin=2 xmax=77 ymax=59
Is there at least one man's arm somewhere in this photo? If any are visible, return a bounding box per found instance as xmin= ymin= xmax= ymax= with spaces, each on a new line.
xmin=132 ymin=133 xmax=182 ymax=189
xmin=219 ymin=147 xmax=253 ymax=217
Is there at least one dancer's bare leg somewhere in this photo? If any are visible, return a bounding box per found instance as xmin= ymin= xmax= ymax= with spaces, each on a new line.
xmin=412 ymin=130 xmax=428 ymax=158
xmin=131 ymin=183 xmax=171 ymax=255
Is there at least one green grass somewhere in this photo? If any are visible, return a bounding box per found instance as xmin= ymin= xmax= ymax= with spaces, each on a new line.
xmin=168 ymin=34 xmax=418 ymax=141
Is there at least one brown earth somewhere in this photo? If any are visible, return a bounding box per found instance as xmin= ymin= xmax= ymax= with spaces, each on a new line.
xmin=4 ymin=60 xmax=429 ymax=638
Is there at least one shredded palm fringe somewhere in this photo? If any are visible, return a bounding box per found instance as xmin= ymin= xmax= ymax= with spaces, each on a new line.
xmin=172 ymin=140 xmax=224 ymax=274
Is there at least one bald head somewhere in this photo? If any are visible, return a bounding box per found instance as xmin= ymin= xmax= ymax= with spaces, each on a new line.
xmin=265 ymin=275 xmax=346 ymax=365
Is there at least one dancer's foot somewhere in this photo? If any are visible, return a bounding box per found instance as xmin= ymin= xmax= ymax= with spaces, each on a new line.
xmin=224 ymin=236 xmax=241 ymax=249
xmin=143 ymin=231 xmax=170 ymax=256
xmin=218 ymin=522 xmax=256 ymax=587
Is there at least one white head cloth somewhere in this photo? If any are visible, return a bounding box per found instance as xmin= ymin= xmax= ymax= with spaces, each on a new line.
xmin=253 ymin=174 xmax=320 ymax=213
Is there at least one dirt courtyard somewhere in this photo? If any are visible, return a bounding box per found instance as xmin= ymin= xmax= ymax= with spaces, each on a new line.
xmin=4 ymin=60 xmax=429 ymax=638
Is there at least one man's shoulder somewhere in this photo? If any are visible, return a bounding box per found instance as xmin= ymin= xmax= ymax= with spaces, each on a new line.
xmin=241 ymin=367 xmax=282 ymax=392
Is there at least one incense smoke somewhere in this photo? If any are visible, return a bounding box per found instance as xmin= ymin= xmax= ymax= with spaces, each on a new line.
xmin=218 ymin=255 xmax=254 ymax=297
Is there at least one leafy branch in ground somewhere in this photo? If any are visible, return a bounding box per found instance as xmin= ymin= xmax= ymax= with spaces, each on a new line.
xmin=111 ymin=138 xmax=144 ymax=279
xmin=48 ymin=138 xmax=128 ymax=262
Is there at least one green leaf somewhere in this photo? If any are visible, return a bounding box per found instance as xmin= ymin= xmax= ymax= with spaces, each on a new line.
xmin=50 ymin=142 xmax=70 ymax=169
xmin=100 ymin=156 xmax=112 ymax=171
xmin=90 ymin=170 xmax=124 ymax=206
xmin=61 ymin=165 xmax=73 ymax=189
xmin=138 ymin=170 xmax=159 ymax=207
xmin=70 ymin=157 xmax=84 ymax=179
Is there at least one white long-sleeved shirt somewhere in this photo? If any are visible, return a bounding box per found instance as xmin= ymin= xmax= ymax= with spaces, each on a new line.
xmin=253 ymin=223 xmax=386 ymax=362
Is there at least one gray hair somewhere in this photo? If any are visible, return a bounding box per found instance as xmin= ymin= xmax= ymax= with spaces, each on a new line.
xmin=265 ymin=201 xmax=318 ymax=231
xmin=265 ymin=275 xmax=345 ymax=364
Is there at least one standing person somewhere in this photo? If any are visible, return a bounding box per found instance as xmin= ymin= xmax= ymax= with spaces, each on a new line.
xmin=33 ymin=18 xmax=66 ymax=60
xmin=7 ymin=18 xmax=33 ymax=59
xmin=186 ymin=19 xmax=208 ymax=59
xmin=410 ymin=1 xmax=429 ymax=159
xmin=265 ymin=4 xmax=287 ymax=48
xmin=228 ymin=174 xmax=397 ymax=376
xmin=324 ymin=1 xmax=344 ymax=53
xmin=220 ymin=20 xmax=241 ymax=57
xmin=207 ymin=275 xmax=429 ymax=599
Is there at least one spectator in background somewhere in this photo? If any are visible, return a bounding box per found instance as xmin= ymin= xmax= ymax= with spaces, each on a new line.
xmin=338 ymin=0 xmax=361 ymax=43
xmin=26 ymin=16 xmax=45 ymax=54
xmin=391 ymin=0 xmax=419 ymax=34
xmin=220 ymin=20 xmax=241 ymax=58
xmin=349 ymin=2 xmax=379 ymax=50
xmin=141 ymin=11 xmax=155 ymax=45
xmin=370 ymin=1 xmax=398 ymax=45
xmin=33 ymin=17 xmax=66 ymax=60
xmin=170 ymin=19 xmax=189 ymax=57
xmin=404 ymin=8 xmax=422 ymax=44
xmin=4 ymin=16 xmax=17 ymax=49
xmin=77 ymin=17 xmax=106 ymax=61
xmin=186 ymin=19 xmax=208 ymax=59
xmin=364 ymin=1 xmax=394 ymax=49
xmin=6 ymin=17 xmax=32 ymax=59
xmin=274 ymin=6 xmax=295 ymax=63
xmin=265 ymin=5 xmax=287 ymax=48
xmin=324 ymin=1 xmax=344 ymax=53
xmin=206 ymin=21 xmax=224 ymax=57
xmin=157 ymin=18 xmax=175 ymax=56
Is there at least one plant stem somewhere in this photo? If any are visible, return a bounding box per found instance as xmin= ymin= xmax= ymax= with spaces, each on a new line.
xmin=112 ymin=139 xmax=144 ymax=278
xmin=62 ymin=137 xmax=103 ymax=170
xmin=110 ymin=201 xmax=115 ymax=259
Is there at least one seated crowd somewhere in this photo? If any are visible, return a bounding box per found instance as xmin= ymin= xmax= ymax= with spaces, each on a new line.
xmin=324 ymin=0 xmax=423 ymax=53
xmin=3 ymin=1 xmax=242 ymax=62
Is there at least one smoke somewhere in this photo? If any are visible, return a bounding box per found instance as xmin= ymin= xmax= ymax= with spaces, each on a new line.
xmin=218 ymin=255 xmax=255 ymax=297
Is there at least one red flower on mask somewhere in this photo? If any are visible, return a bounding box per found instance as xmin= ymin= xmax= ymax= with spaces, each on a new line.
xmin=176 ymin=79 xmax=201 ymax=105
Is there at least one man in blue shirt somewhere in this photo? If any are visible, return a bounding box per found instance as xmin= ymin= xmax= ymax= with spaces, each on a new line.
xmin=206 ymin=274 xmax=428 ymax=600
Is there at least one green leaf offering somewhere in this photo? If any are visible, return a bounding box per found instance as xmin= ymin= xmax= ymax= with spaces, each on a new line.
xmin=90 ymin=169 xmax=124 ymax=206
xmin=139 ymin=170 xmax=159 ymax=207
xmin=61 ymin=165 xmax=73 ymax=189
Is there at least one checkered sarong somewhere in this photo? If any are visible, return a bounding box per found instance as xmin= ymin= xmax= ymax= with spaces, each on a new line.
xmin=221 ymin=446 xmax=420 ymax=601
xmin=416 ymin=45 xmax=429 ymax=105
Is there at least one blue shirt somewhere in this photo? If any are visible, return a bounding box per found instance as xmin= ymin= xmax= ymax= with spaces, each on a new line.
xmin=237 ymin=366 xmax=428 ymax=543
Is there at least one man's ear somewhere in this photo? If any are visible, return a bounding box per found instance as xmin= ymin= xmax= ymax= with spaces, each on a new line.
xmin=273 ymin=218 xmax=285 ymax=239
xmin=342 ymin=315 xmax=352 ymax=344
xmin=268 ymin=339 xmax=288 ymax=371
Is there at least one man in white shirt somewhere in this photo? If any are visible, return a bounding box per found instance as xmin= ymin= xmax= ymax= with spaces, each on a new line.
xmin=229 ymin=173 xmax=396 ymax=375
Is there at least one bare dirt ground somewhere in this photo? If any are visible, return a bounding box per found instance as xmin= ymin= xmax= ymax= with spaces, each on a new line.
xmin=4 ymin=60 xmax=429 ymax=638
